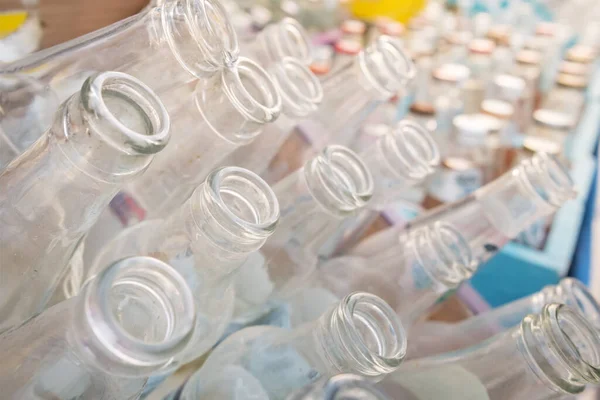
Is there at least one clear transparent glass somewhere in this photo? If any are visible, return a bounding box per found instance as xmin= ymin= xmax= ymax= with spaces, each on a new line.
xmin=539 ymin=73 xmax=587 ymax=125
xmin=0 ymin=71 xmax=170 ymax=333
xmin=0 ymin=256 xmax=196 ymax=399
xmin=222 ymin=58 xmax=323 ymax=176
xmin=234 ymin=145 xmax=373 ymax=318
xmin=351 ymin=153 xmax=576 ymax=264
xmin=176 ymin=293 xmax=407 ymax=400
xmin=397 ymin=303 xmax=600 ymax=399
xmin=316 ymin=221 xmax=476 ymax=326
xmin=289 ymin=374 xmax=391 ymax=400
xmin=89 ymin=167 xmax=279 ymax=364
xmin=244 ymin=18 xmax=313 ymax=68
xmin=0 ymin=74 xmax=58 ymax=169
xmin=408 ymin=278 xmax=600 ymax=358
xmin=0 ymin=0 xmax=239 ymax=100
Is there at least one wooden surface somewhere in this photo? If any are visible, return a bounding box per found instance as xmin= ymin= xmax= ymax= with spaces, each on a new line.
xmin=1 ymin=0 xmax=149 ymax=48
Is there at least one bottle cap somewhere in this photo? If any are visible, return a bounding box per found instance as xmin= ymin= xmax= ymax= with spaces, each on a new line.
xmin=310 ymin=45 xmax=333 ymax=76
xmin=445 ymin=30 xmax=473 ymax=45
xmin=432 ymin=63 xmax=471 ymax=83
xmin=524 ymin=35 xmax=552 ymax=52
xmin=486 ymin=24 xmax=511 ymax=46
xmin=481 ymin=99 xmax=514 ymax=120
xmin=410 ymin=102 xmax=436 ymax=115
xmin=559 ymin=61 xmax=590 ymax=76
xmin=468 ymin=38 xmax=496 ymax=55
xmin=442 ymin=157 xmax=477 ymax=171
xmin=566 ymin=45 xmax=597 ymax=64
xmin=535 ymin=21 xmax=559 ymax=37
xmin=341 ymin=19 xmax=366 ymax=35
xmin=380 ymin=20 xmax=405 ymax=37
xmin=453 ymin=113 xmax=496 ymax=141
xmin=334 ymin=38 xmax=363 ymax=55
xmin=493 ymin=74 xmax=526 ymax=100
xmin=523 ymin=135 xmax=562 ymax=155
xmin=556 ymin=73 xmax=588 ymax=89
xmin=516 ymin=49 xmax=542 ymax=65
xmin=533 ymin=109 xmax=575 ymax=129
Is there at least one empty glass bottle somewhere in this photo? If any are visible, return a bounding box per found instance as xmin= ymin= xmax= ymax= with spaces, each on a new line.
xmin=172 ymin=292 xmax=407 ymax=400
xmin=409 ymin=278 xmax=600 ymax=358
xmin=316 ymin=221 xmax=476 ymax=326
xmin=90 ymin=167 xmax=279 ymax=363
xmin=0 ymin=71 xmax=170 ymax=333
xmin=0 ymin=0 xmax=239 ymax=100
xmin=397 ymin=303 xmax=600 ymax=399
xmin=0 ymin=256 xmax=196 ymax=399
xmin=245 ymin=18 xmax=313 ymax=68
xmin=351 ymin=153 xmax=575 ymax=263
xmin=234 ymin=145 xmax=374 ymax=318
xmin=288 ymin=374 xmax=391 ymax=400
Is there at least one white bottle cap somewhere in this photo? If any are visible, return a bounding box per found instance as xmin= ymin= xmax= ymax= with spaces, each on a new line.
xmin=533 ymin=109 xmax=575 ymax=129
xmin=481 ymin=99 xmax=515 ymax=120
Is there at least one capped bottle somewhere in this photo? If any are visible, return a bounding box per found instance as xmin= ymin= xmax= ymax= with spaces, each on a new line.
xmin=171 ymin=292 xmax=407 ymax=400
xmin=409 ymin=278 xmax=600 ymax=358
xmin=397 ymin=303 xmax=600 ymax=399
xmin=0 ymin=71 xmax=170 ymax=333
xmin=90 ymin=167 xmax=280 ymax=363
xmin=234 ymin=145 xmax=373 ymax=318
xmin=0 ymin=256 xmax=196 ymax=399
xmin=352 ymin=153 xmax=576 ymax=264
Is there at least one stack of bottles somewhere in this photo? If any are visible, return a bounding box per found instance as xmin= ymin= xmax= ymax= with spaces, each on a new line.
xmin=0 ymin=0 xmax=598 ymax=399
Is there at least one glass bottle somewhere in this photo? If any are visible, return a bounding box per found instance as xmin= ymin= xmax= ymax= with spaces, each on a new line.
xmin=527 ymin=109 xmax=575 ymax=153
xmin=397 ymin=303 xmax=600 ymax=399
xmin=224 ymin=58 xmax=323 ymax=177
xmin=89 ymin=167 xmax=280 ymax=364
xmin=234 ymin=145 xmax=374 ymax=318
xmin=540 ymin=72 xmax=588 ymax=124
xmin=173 ymin=292 xmax=407 ymax=400
xmin=244 ymin=18 xmax=313 ymax=68
xmin=409 ymin=278 xmax=600 ymax=358
xmin=0 ymin=71 xmax=170 ymax=333
xmin=0 ymin=0 xmax=239 ymax=100
xmin=289 ymin=374 xmax=391 ymax=400
xmin=463 ymin=38 xmax=496 ymax=113
xmin=512 ymin=49 xmax=543 ymax=110
xmin=486 ymin=74 xmax=531 ymax=134
xmin=351 ymin=153 xmax=575 ymax=263
xmin=0 ymin=74 xmax=58 ymax=168
xmin=316 ymin=221 xmax=476 ymax=327
xmin=0 ymin=256 xmax=196 ymax=399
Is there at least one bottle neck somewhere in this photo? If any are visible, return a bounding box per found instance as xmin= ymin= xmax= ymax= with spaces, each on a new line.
xmin=68 ymin=257 xmax=196 ymax=377
xmin=159 ymin=0 xmax=239 ymax=78
xmin=307 ymin=293 xmax=406 ymax=379
xmin=163 ymin=167 xmax=279 ymax=278
xmin=192 ymin=56 xmax=281 ymax=144
xmin=270 ymin=58 xmax=323 ymax=119
xmin=289 ymin=375 xmax=390 ymax=400
xmin=253 ymin=17 xmax=313 ymax=67
xmin=51 ymin=71 xmax=169 ymax=184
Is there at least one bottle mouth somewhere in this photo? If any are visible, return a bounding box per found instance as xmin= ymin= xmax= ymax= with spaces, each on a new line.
xmin=555 ymin=279 xmax=600 ymax=331
xmin=380 ymin=119 xmax=440 ymax=183
xmin=182 ymin=0 xmax=240 ymax=72
xmin=81 ymin=71 xmax=170 ymax=155
xmin=271 ymin=18 xmax=313 ymax=66
xmin=306 ymin=145 xmax=374 ymax=217
xmin=332 ymin=292 xmax=407 ymax=377
xmin=270 ymin=57 xmax=323 ymax=118
xmin=409 ymin=221 xmax=477 ymax=288
xmin=79 ymin=256 xmax=196 ymax=377
xmin=359 ymin=36 xmax=416 ymax=97
xmin=517 ymin=152 xmax=576 ymax=208
xmin=222 ymin=56 xmax=282 ymax=127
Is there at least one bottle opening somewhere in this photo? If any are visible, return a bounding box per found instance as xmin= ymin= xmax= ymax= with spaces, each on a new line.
xmin=81 ymin=71 xmax=170 ymax=154
xmin=522 ymin=153 xmax=576 ymax=207
xmin=277 ymin=18 xmax=313 ymax=66
xmin=561 ymin=278 xmax=600 ymax=331
xmin=382 ymin=119 xmax=440 ymax=183
xmin=272 ymin=58 xmax=323 ymax=118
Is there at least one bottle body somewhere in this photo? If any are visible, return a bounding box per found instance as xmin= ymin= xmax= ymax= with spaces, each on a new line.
xmin=0 ymin=72 xmax=170 ymax=332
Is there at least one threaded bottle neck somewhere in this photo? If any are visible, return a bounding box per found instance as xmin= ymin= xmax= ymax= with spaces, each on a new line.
xmin=161 ymin=0 xmax=239 ymax=78
xmin=519 ymin=303 xmax=600 ymax=395
xmin=304 ymin=145 xmax=374 ymax=217
xmin=315 ymin=293 xmax=407 ymax=379
xmin=256 ymin=18 xmax=313 ymax=66
xmin=70 ymin=257 xmax=196 ymax=377
xmin=270 ymin=58 xmax=323 ymax=118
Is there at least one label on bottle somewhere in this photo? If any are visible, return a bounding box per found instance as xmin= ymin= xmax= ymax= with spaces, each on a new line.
xmin=108 ymin=191 xmax=146 ymax=226
xmin=428 ymin=160 xmax=483 ymax=203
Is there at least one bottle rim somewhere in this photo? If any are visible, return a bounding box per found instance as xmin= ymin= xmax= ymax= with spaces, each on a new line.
xmin=272 ymin=17 xmax=313 ymax=66
xmin=271 ymin=57 xmax=323 ymax=118
xmin=517 ymin=152 xmax=576 ymax=208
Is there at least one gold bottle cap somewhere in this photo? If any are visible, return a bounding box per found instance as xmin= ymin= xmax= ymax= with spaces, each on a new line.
xmin=559 ymin=60 xmax=590 ymax=76
xmin=533 ymin=109 xmax=575 ymax=129
xmin=442 ymin=157 xmax=477 ymax=171
xmin=380 ymin=20 xmax=405 ymax=37
xmin=486 ymin=24 xmax=511 ymax=45
xmin=334 ymin=38 xmax=363 ymax=55
xmin=410 ymin=102 xmax=436 ymax=115
xmin=566 ymin=45 xmax=597 ymax=64
xmin=468 ymin=38 xmax=496 ymax=55
xmin=556 ymin=73 xmax=588 ymax=89
xmin=516 ymin=49 xmax=542 ymax=65
xmin=341 ymin=19 xmax=366 ymax=35
xmin=432 ymin=63 xmax=471 ymax=83
xmin=445 ymin=30 xmax=473 ymax=45
xmin=535 ymin=21 xmax=559 ymax=37
xmin=481 ymin=99 xmax=514 ymax=120
xmin=522 ymin=135 xmax=561 ymax=155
